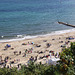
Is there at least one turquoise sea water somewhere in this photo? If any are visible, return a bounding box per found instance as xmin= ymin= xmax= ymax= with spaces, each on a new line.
xmin=0 ymin=0 xmax=75 ymax=41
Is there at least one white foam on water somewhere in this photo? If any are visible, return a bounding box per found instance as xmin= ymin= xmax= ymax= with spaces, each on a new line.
xmin=35 ymin=28 xmax=75 ymax=37
xmin=17 ymin=35 xmax=23 ymax=38
xmin=0 ymin=35 xmax=38 ymax=42
xmin=0 ymin=28 xmax=75 ymax=43
xmin=1 ymin=36 xmax=4 ymax=38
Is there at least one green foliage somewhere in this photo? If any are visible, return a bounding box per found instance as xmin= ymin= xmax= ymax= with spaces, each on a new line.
xmin=0 ymin=68 xmax=8 ymax=75
xmin=59 ymin=42 xmax=75 ymax=75
xmin=0 ymin=67 xmax=19 ymax=75
xmin=71 ymin=42 xmax=75 ymax=56
xmin=6 ymin=67 xmax=19 ymax=75
xmin=67 ymin=66 xmax=75 ymax=75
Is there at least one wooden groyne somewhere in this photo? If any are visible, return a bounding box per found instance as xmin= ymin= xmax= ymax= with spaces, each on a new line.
xmin=57 ymin=21 xmax=75 ymax=28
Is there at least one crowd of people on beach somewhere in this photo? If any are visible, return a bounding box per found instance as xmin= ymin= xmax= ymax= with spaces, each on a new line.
xmin=0 ymin=36 xmax=74 ymax=69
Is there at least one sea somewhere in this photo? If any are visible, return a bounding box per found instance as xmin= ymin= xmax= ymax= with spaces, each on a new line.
xmin=0 ymin=0 xmax=75 ymax=42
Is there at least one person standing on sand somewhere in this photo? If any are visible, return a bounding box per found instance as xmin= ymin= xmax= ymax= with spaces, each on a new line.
xmin=49 ymin=52 xmax=51 ymax=58
xmin=30 ymin=56 xmax=34 ymax=62
xmin=9 ymin=62 xmax=11 ymax=68
xmin=24 ymin=53 xmax=26 ymax=57
xmin=34 ymin=56 xmax=37 ymax=62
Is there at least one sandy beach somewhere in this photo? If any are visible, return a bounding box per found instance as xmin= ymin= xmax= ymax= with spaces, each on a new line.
xmin=0 ymin=31 xmax=75 ymax=68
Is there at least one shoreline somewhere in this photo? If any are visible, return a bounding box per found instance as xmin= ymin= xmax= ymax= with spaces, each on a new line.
xmin=0 ymin=30 xmax=75 ymax=68
xmin=0 ymin=28 xmax=75 ymax=43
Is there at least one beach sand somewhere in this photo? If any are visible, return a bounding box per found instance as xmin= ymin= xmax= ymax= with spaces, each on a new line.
xmin=0 ymin=31 xmax=75 ymax=67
